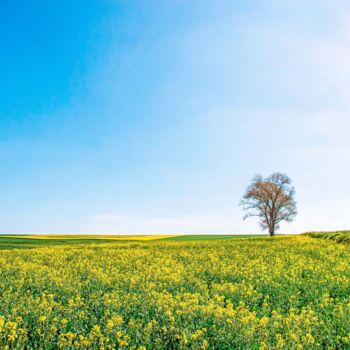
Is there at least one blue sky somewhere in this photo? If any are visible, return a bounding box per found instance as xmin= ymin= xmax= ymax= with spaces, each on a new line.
xmin=1 ymin=0 xmax=350 ymax=234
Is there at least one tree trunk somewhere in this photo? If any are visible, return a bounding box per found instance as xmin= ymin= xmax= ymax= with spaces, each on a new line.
xmin=269 ymin=227 xmax=275 ymax=237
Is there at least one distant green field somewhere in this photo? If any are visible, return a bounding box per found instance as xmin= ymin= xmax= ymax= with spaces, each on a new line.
xmin=0 ymin=232 xmax=346 ymax=250
xmin=0 ymin=234 xmax=262 ymax=249
xmin=0 ymin=235 xmax=166 ymax=250
xmin=0 ymin=237 xmax=133 ymax=250
xmin=161 ymin=234 xmax=262 ymax=241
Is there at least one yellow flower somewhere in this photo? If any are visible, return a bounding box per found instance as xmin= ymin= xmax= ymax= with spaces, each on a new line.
xmin=7 ymin=334 xmax=16 ymax=342
xmin=92 ymin=325 xmax=101 ymax=333
xmin=0 ymin=316 xmax=5 ymax=329
xmin=259 ymin=342 xmax=267 ymax=350
xmin=276 ymin=334 xmax=285 ymax=349
xmin=191 ymin=329 xmax=204 ymax=340
xmin=259 ymin=316 xmax=269 ymax=327
xmin=38 ymin=316 xmax=47 ymax=323
xmin=118 ymin=340 xmax=129 ymax=347
xmin=201 ymin=339 xmax=209 ymax=350
xmin=305 ymin=333 xmax=315 ymax=344
xmin=106 ymin=319 xmax=114 ymax=329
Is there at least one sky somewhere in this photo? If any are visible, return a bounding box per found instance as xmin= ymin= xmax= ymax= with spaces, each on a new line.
xmin=0 ymin=0 xmax=350 ymax=234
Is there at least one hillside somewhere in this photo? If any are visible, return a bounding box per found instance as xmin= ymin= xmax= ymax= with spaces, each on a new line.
xmin=304 ymin=231 xmax=350 ymax=244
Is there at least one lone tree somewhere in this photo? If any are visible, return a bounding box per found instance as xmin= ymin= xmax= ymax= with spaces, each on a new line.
xmin=240 ymin=172 xmax=297 ymax=236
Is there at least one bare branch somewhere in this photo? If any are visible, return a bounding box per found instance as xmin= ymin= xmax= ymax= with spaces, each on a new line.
xmin=239 ymin=172 xmax=297 ymax=236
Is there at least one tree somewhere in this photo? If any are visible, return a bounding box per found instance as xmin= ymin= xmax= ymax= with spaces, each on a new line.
xmin=240 ymin=172 xmax=297 ymax=236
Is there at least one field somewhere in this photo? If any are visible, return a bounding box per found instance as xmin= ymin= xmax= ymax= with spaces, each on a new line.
xmin=0 ymin=235 xmax=258 ymax=250
xmin=0 ymin=235 xmax=350 ymax=349
xmin=0 ymin=235 xmax=175 ymax=250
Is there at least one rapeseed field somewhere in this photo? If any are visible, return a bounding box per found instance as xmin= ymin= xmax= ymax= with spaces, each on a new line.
xmin=0 ymin=236 xmax=349 ymax=349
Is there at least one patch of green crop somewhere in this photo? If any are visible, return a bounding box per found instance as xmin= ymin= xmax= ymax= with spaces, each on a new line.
xmin=160 ymin=234 xmax=263 ymax=241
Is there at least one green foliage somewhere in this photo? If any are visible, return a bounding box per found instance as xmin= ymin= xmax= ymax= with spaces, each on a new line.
xmin=304 ymin=231 xmax=350 ymax=244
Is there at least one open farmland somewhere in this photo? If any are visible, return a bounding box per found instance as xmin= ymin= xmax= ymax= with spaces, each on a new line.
xmin=0 ymin=235 xmax=350 ymax=349
xmin=0 ymin=235 xmax=250 ymax=250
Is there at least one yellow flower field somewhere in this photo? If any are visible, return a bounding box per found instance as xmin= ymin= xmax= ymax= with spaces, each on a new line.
xmin=0 ymin=236 xmax=349 ymax=349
